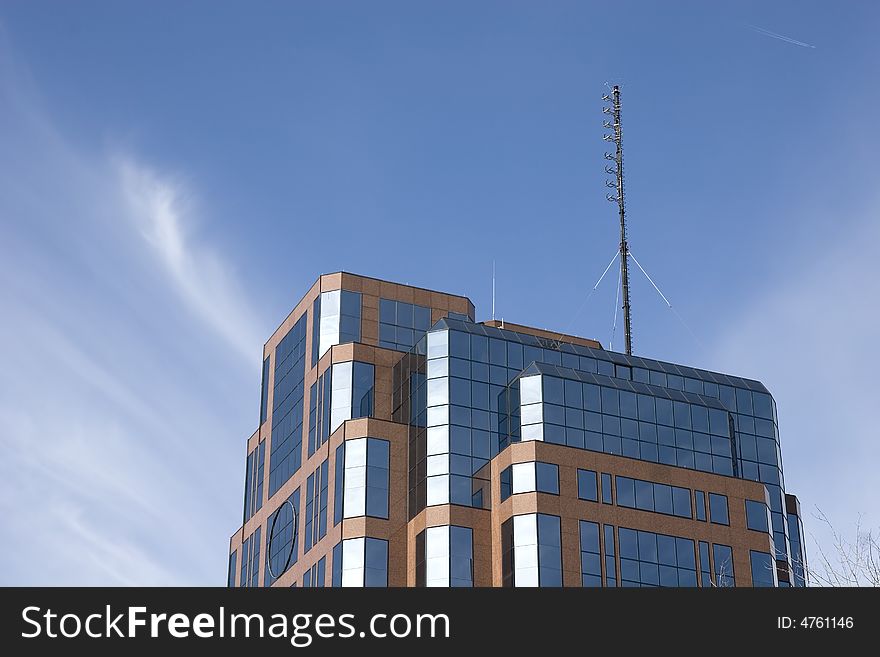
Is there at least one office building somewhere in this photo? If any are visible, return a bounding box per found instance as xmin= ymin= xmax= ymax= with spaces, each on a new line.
xmin=228 ymin=272 xmax=807 ymax=587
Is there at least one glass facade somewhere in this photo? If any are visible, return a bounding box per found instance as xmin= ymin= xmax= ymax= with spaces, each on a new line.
xmin=313 ymin=290 xmax=362 ymax=365
xmin=615 ymin=476 xmax=692 ymax=518
xmin=239 ymin=526 xmax=262 ymax=588
xmin=269 ymin=314 xmax=308 ymax=497
xmin=335 ymin=437 xmax=390 ymax=520
xmin=417 ymin=525 xmax=474 ymax=587
xmin=515 ymin=369 xmax=736 ymax=477
xmin=330 ymin=361 xmax=375 ymax=434
xmin=788 ymin=511 xmax=807 ymax=587
xmin=500 ymin=461 xmax=559 ymax=501
xmin=618 ymin=527 xmax=697 ymax=587
xmin=235 ymin=278 xmax=802 ymax=589
xmin=501 ymin=513 xmax=562 ymax=587
xmin=304 ymin=459 xmax=329 ymax=553
xmin=394 ymin=316 xmax=796 ymax=583
xmin=243 ymin=440 xmax=265 ymax=522
xmin=333 ymin=537 xmax=389 ymax=587
xmin=307 ymin=370 xmax=332 ymax=456
xmin=380 ymin=298 xmax=432 ymax=351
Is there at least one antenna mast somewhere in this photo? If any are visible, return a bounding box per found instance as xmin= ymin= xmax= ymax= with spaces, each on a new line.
xmin=603 ymin=85 xmax=633 ymax=355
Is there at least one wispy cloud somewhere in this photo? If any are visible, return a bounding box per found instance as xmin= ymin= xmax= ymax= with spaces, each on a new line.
xmin=118 ymin=159 xmax=263 ymax=363
xmin=747 ymin=23 xmax=816 ymax=49
xmin=0 ymin=46 xmax=262 ymax=585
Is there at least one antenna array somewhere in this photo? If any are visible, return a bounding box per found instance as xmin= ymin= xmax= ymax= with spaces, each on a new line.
xmin=602 ymin=85 xmax=633 ymax=355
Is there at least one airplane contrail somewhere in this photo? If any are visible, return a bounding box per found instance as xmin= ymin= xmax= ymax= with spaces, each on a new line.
xmin=747 ymin=23 xmax=816 ymax=49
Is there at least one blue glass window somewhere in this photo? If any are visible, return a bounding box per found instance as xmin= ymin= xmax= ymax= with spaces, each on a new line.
xmin=304 ymin=460 xmax=329 ymax=553
xmin=504 ymin=514 xmax=562 ymax=587
xmin=227 ymin=550 xmax=237 ymax=588
xmin=709 ymin=493 xmax=729 ymax=526
xmin=337 ymin=438 xmax=389 ymax=520
xmin=618 ymin=527 xmax=696 ymax=587
xmin=418 ymin=525 xmax=474 ymax=587
xmin=243 ymin=440 xmax=266 ymax=522
xmin=302 ymin=556 xmax=326 ymax=587
xmin=315 ymin=290 xmax=361 ymax=361
xmin=601 ymin=473 xmax=613 ymax=504
xmin=379 ymin=298 xmax=432 ymax=351
xmin=535 ymin=462 xmax=559 ymax=495
xmin=699 ymin=541 xmax=711 ymax=587
xmin=260 ymin=356 xmax=270 ymax=424
xmin=336 ymin=537 xmax=389 ymax=587
xmin=269 ymin=314 xmax=308 ymax=497
xmin=500 ymin=466 xmax=512 ymax=502
xmin=331 ymin=542 xmax=343 ymax=587
xmin=788 ymin=512 xmax=807 ymax=587
xmin=330 ymin=361 xmax=375 ymax=434
xmin=577 ymin=469 xmax=598 ymax=502
xmin=604 ymin=525 xmax=618 ymax=587
xmin=695 ymin=490 xmax=706 ymax=521
xmin=239 ymin=526 xmax=261 ymax=588
xmin=501 ymin=461 xmax=558 ymax=497
xmin=615 ymin=476 xmax=692 ymax=519
xmin=265 ymin=488 xmax=300 ymax=585
xmin=713 ymin=544 xmax=735 ymax=587
xmin=746 ymin=499 xmax=770 ymax=533
xmin=750 ymin=551 xmax=776 ymax=587
xmin=579 ymin=521 xmax=602 ymax=587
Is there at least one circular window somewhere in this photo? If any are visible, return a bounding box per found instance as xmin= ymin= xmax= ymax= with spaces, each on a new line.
xmin=266 ymin=498 xmax=297 ymax=580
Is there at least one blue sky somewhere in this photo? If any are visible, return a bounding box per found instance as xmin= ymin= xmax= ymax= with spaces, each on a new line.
xmin=1 ymin=1 xmax=878 ymax=585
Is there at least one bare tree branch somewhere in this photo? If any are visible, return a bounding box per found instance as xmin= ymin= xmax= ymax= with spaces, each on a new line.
xmin=809 ymin=507 xmax=880 ymax=587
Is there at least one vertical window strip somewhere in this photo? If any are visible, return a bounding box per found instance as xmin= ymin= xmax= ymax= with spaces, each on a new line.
xmin=254 ymin=441 xmax=265 ymax=514
xmin=308 ymin=381 xmax=318 ymax=457
xmin=333 ymin=443 xmax=345 ymax=526
xmin=239 ymin=537 xmax=250 ymax=589
xmin=227 ymin=550 xmax=237 ymax=588
xmin=243 ymin=450 xmax=254 ymax=523
xmin=311 ymin=296 xmax=321 ymax=368
xmin=318 ymin=459 xmax=329 ymax=541
xmin=603 ymin=525 xmax=618 ymax=587
xmin=699 ymin=541 xmax=712 ymax=587
xmin=304 ymin=472 xmax=315 ymax=552
xmin=269 ymin=314 xmax=308 ymax=497
xmin=332 ymin=542 xmax=343 ymax=587
xmin=260 ymin=356 xmax=271 ymax=424
xmin=579 ymin=520 xmax=602 ymax=587
xmin=250 ymin=526 xmax=261 ymax=588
